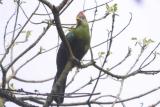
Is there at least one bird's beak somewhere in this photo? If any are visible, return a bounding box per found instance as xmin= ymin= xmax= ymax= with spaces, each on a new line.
xmin=76 ymin=16 xmax=81 ymax=21
xmin=76 ymin=16 xmax=81 ymax=26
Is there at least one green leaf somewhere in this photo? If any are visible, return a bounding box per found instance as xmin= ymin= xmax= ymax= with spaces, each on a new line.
xmin=143 ymin=37 xmax=154 ymax=46
xmin=26 ymin=30 xmax=32 ymax=38
xmin=106 ymin=3 xmax=118 ymax=13
xmin=113 ymin=4 xmax=118 ymax=12
xmin=98 ymin=51 xmax=105 ymax=57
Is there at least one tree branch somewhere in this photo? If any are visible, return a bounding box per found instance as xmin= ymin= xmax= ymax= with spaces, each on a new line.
xmin=6 ymin=24 xmax=51 ymax=71
xmin=0 ymin=89 xmax=37 ymax=107
xmin=14 ymin=76 xmax=54 ymax=83
xmin=39 ymin=0 xmax=79 ymax=106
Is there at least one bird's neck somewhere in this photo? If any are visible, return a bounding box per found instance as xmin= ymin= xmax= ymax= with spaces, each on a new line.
xmin=73 ymin=23 xmax=90 ymax=43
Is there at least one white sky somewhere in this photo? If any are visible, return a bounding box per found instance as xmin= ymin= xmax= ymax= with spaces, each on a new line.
xmin=1 ymin=0 xmax=160 ymax=107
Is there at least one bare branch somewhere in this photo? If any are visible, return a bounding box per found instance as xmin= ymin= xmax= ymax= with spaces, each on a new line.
xmin=39 ymin=0 xmax=52 ymax=10
xmin=0 ymin=89 xmax=37 ymax=107
xmin=60 ymin=0 xmax=74 ymax=14
xmin=84 ymin=0 xmax=113 ymax=12
xmin=140 ymin=43 xmax=160 ymax=68
xmin=0 ymin=64 xmax=6 ymax=89
xmin=57 ymin=0 xmax=69 ymax=11
xmin=6 ymin=24 xmax=51 ymax=71
xmin=14 ymin=76 xmax=54 ymax=83
xmin=149 ymin=100 xmax=160 ymax=107
xmin=0 ymin=2 xmax=40 ymax=64
xmin=3 ymin=11 xmax=16 ymax=51
xmin=127 ymin=45 xmax=144 ymax=74
xmin=110 ymin=48 xmax=131 ymax=71
xmin=92 ymin=13 xmax=132 ymax=49
xmin=88 ymin=12 xmax=117 ymax=103
xmin=71 ymin=74 xmax=106 ymax=94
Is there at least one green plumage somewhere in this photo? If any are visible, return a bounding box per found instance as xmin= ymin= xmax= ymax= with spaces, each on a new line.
xmin=53 ymin=12 xmax=90 ymax=104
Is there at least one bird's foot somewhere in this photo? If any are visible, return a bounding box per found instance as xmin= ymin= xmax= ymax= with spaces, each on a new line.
xmin=71 ymin=56 xmax=82 ymax=68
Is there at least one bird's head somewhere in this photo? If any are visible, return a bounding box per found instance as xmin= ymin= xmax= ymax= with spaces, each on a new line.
xmin=76 ymin=11 xmax=87 ymax=26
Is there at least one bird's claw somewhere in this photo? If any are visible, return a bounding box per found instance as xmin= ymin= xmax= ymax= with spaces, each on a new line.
xmin=72 ymin=56 xmax=82 ymax=68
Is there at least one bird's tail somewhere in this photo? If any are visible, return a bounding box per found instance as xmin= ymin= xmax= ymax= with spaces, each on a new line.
xmin=53 ymin=71 xmax=67 ymax=104
xmin=53 ymin=61 xmax=74 ymax=104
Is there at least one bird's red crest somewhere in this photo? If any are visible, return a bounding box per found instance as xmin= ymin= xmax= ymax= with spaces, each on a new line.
xmin=78 ymin=11 xmax=85 ymax=16
xmin=77 ymin=11 xmax=86 ymax=19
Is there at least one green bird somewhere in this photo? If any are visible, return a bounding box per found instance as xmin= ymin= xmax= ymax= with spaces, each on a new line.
xmin=53 ymin=11 xmax=90 ymax=104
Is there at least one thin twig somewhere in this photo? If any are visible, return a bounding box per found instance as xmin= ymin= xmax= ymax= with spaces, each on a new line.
xmin=14 ymin=76 xmax=54 ymax=83
xmin=110 ymin=48 xmax=131 ymax=71
xmin=83 ymin=0 xmax=113 ymax=12
xmin=3 ymin=12 xmax=16 ymax=51
xmin=88 ymin=13 xmax=116 ymax=103
xmin=92 ymin=13 xmax=132 ymax=49
xmin=0 ymin=89 xmax=37 ymax=107
xmin=140 ymin=43 xmax=160 ymax=68
xmin=6 ymin=23 xmax=51 ymax=71
xmin=0 ymin=2 xmax=40 ymax=64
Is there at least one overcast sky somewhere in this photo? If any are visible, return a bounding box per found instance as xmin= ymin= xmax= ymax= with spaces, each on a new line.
xmin=1 ymin=0 xmax=160 ymax=107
